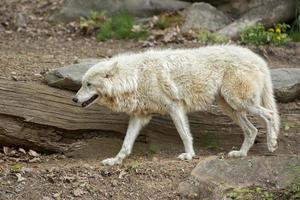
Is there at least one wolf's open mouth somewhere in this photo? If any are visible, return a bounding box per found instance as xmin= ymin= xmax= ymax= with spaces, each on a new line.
xmin=81 ymin=94 xmax=99 ymax=107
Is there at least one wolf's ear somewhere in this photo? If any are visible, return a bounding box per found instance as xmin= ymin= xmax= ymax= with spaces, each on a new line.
xmin=105 ymin=62 xmax=118 ymax=78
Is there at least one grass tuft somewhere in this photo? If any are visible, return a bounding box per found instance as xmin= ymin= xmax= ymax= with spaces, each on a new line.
xmin=197 ymin=31 xmax=229 ymax=44
xmin=81 ymin=11 xmax=149 ymax=41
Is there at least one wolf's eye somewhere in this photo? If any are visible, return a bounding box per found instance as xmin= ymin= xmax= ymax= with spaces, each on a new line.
xmin=105 ymin=74 xmax=109 ymax=78
xmin=87 ymin=82 xmax=91 ymax=87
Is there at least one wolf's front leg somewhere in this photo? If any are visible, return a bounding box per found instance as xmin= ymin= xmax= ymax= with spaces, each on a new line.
xmin=168 ymin=103 xmax=195 ymax=160
xmin=101 ymin=115 xmax=151 ymax=166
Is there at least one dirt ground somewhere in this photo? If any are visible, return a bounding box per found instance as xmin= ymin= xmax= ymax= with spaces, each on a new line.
xmin=0 ymin=0 xmax=300 ymax=200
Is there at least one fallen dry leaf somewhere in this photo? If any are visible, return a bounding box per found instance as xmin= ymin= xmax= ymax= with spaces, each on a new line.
xmin=16 ymin=173 xmax=26 ymax=182
xmin=18 ymin=148 xmax=26 ymax=154
xmin=29 ymin=157 xmax=41 ymax=163
xmin=3 ymin=146 xmax=12 ymax=155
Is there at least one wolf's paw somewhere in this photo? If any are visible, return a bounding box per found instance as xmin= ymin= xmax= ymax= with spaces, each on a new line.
xmin=228 ymin=150 xmax=247 ymax=158
xmin=267 ymin=138 xmax=278 ymax=152
xmin=101 ymin=157 xmax=122 ymax=166
xmin=177 ymin=153 xmax=194 ymax=160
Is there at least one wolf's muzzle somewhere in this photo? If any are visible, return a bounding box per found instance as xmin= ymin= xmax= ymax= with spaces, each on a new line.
xmin=72 ymin=97 xmax=78 ymax=103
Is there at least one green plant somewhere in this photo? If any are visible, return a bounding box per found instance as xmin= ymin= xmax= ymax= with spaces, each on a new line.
xmin=129 ymin=160 xmax=139 ymax=170
xmin=97 ymin=12 xmax=149 ymax=41
xmin=289 ymin=0 xmax=300 ymax=42
xmin=97 ymin=18 xmax=113 ymax=41
xmin=290 ymin=32 xmax=300 ymax=42
xmin=227 ymin=187 xmax=275 ymax=200
xmin=148 ymin=143 xmax=160 ymax=155
xmin=81 ymin=11 xmax=149 ymax=41
xmin=10 ymin=163 xmax=22 ymax=173
xmin=240 ymin=23 xmax=291 ymax=46
xmin=197 ymin=31 xmax=229 ymax=44
xmin=153 ymin=13 xmax=183 ymax=30
xmin=283 ymin=178 xmax=300 ymax=199
xmin=227 ymin=188 xmax=254 ymax=200
xmin=111 ymin=12 xmax=134 ymax=39
xmin=291 ymin=0 xmax=300 ymax=32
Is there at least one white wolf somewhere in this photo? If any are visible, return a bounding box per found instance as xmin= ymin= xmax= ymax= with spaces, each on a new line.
xmin=73 ymin=45 xmax=280 ymax=166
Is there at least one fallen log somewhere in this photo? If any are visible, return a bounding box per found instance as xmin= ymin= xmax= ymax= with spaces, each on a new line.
xmin=0 ymin=78 xmax=299 ymax=154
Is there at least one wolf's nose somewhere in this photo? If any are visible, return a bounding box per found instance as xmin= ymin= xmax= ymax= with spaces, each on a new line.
xmin=72 ymin=97 xmax=78 ymax=103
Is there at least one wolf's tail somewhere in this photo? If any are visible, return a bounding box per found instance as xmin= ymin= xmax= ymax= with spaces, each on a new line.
xmin=261 ymin=72 xmax=280 ymax=137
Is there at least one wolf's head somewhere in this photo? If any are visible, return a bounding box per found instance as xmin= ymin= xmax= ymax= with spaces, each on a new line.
xmin=72 ymin=61 xmax=119 ymax=108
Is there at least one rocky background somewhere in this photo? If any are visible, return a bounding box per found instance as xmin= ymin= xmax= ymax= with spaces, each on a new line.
xmin=52 ymin=0 xmax=296 ymax=39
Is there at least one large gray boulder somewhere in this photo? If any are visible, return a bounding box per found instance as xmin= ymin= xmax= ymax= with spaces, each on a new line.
xmin=271 ymin=68 xmax=300 ymax=103
xmin=45 ymin=62 xmax=300 ymax=103
xmin=51 ymin=0 xmax=190 ymax=22
xmin=179 ymin=156 xmax=300 ymax=199
xmin=45 ymin=59 xmax=102 ymax=91
xmin=182 ymin=2 xmax=231 ymax=32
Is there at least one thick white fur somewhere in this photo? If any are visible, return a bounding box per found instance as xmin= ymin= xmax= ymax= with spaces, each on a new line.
xmin=74 ymin=45 xmax=280 ymax=166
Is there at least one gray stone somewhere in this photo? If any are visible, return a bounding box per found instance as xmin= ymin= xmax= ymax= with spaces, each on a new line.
xmin=182 ymin=2 xmax=231 ymax=32
xmin=272 ymin=68 xmax=300 ymax=103
xmin=217 ymin=18 xmax=260 ymax=39
xmin=14 ymin=13 xmax=27 ymax=28
xmin=45 ymin=59 xmax=102 ymax=91
xmin=51 ymin=0 xmax=190 ymax=22
xmin=179 ymin=156 xmax=300 ymax=199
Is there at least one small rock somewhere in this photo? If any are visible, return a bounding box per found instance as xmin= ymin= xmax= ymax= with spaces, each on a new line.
xmin=111 ymin=180 xmax=118 ymax=187
xmin=21 ymin=167 xmax=34 ymax=173
xmin=14 ymin=13 xmax=28 ymax=28
xmin=28 ymin=149 xmax=39 ymax=157
xmin=152 ymin=157 xmax=158 ymax=162
xmin=53 ymin=192 xmax=61 ymax=198
xmin=73 ymin=188 xmax=84 ymax=197
xmin=45 ymin=59 xmax=102 ymax=91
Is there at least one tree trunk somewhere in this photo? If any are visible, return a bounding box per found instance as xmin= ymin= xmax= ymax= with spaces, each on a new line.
xmin=0 ymin=79 xmax=299 ymax=154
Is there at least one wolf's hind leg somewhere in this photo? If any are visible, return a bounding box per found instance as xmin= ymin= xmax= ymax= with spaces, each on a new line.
xmin=216 ymin=96 xmax=258 ymax=157
xmin=247 ymin=105 xmax=277 ymax=152
xmin=168 ymin=103 xmax=195 ymax=160
xmin=101 ymin=115 xmax=151 ymax=166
